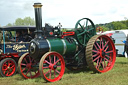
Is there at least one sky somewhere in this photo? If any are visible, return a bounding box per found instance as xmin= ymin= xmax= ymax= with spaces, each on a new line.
xmin=0 ymin=0 xmax=128 ymax=28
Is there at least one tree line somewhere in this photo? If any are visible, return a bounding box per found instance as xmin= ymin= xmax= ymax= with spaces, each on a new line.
xmin=96 ymin=18 xmax=128 ymax=31
xmin=3 ymin=17 xmax=128 ymax=32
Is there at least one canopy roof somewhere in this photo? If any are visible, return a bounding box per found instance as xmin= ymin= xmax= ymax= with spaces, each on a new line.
xmin=0 ymin=26 xmax=36 ymax=31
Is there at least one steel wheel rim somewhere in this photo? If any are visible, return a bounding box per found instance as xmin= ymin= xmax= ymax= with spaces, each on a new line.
xmin=39 ymin=52 xmax=65 ymax=82
xmin=2 ymin=60 xmax=16 ymax=76
xmin=86 ymin=35 xmax=116 ymax=73
xmin=18 ymin=53 xmax=40 ymax=79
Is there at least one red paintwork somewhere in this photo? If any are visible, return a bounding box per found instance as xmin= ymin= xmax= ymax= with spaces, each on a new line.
xmin=61 ymin=32 xmax=75 ymax=38
xmin=2 ymin=59 xmax=16 ymax=76
xmin=0 ymin=53 xmax=19 ymax=61
xmin=0 ymin=53 xmax=19 ymax=58
xmin=105 ymin=33 xmax=113 ymax=37
xmin=41 ymin=52 xmax=65 ymax=82
xmin=92 ymin=35 xmax=116 ymax=73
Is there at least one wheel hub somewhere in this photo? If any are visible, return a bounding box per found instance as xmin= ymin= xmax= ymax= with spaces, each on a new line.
xmin=26 ymin=63 xmax=32 ymax=69
xmin=102 ymin=51 xmax=106 ymax=57
xmin=53 ymin=65 xmax=57 ymax=69
xmin=49 ymin=64 xmax=57 ymax=70
xmin=100 ymin=49 xmax=106 ymax=58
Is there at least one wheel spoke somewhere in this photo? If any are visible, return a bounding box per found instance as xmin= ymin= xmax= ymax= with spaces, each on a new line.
xmin=78 ymin=23 xmax=84 ymax=30
xmin=31 ymin=59 xmax=34 ymax=63
xmin=25 ymin=69 xmax=30 ymax=76
xmin=22 ymin=67 xmax=27 ymax=72
xmin=21 ymin=63 xmax=26 ymax=66
xmin=44 ymin=60 xmax=51 ymax=65
xmin=3 ymin=68 xmax=8 ymax=71
xmin=55 ymin=69 xmax=60 ymax=74
xmin=43 ymin=66 xmax=49 ymax=69
xmin=96 ymin=58 xmax=99 ymax=69
xmin=57 ymin=66 xmax=61 ymax=68
xmin=101 ymin=60 xmax=104 ymax=69
xmin=54 ymin=70 xmax=56 ymax=78
xmin=85 ymin=20 xmax=88 ymax=29
xmin=55 ymin=59 xmax=61 ymax=64
xmin=105 ymin=55 xmax=110 ymax=59
xmin=54 ymin=56 xmax=56 ymax=64
xmin=49 ymin=56 xmax=51 ymax=63
xmin=49 ymin=70 xmax=51 ymax=79
xmin=3 ymin=71 xmax=6 ymax=75
xmin=92 ymin=53 xmax=99 ymax=57
xmin=29 ymin=71 xmax=32 ymax=78
xmin=106 ymin=50 xmax=113 ymax=53
xmin=104 ymin=58 xmax=106 ymax=68
xmin=104 ymin=46 xmax=109 ymax=51
xmin=98 ymin=58 xmax=102 ymax=69
xmin=103 ymin=41 xmax=109 ymax=49
xmin=24 ymin=58 xmax=28 ymax=64
xmin=44 ymin=69 xmax=51 ymax=75
xmin=96 ymin=41 xmax=101 ymax=49
xmin=6 ymin=72 xmax=9 ymax=76
xmin=94 ymin=43 xmax=99 ymax=51
xmin=29 ymin=56 xmax=32 ymax=63
xmin=92 ymin=50 xmax=99 ymax=53
xmin=102 ymin=38 xmax=104 ymax=49
xmin=10 ymin=65 xmax=15 ymax=69
xmin=93 ymin=55 xmax=100 ymax=62
xmin=104 ymin=58 xmax=112 ymax=64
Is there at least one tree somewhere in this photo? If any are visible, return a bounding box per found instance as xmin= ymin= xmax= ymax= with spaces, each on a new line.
xmin=6 ymin=17 xmax=35 ymax=26
xmin=23 ymin=17 xmax=35 ymax=26
xmin=14 ymin=18 xmax=24 ymax=26
xmin=6 ymin=23 xmax=13 ymax=26
xmin=111 ymin=21 xmax=127 ymax=30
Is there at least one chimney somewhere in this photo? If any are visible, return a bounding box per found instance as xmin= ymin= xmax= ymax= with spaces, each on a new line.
xmin=33 ymin=3 xmax=43 ymax=39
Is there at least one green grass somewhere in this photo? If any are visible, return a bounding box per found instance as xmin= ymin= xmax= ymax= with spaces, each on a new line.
xmin=1 ymin=57 xmax=128 ymax=85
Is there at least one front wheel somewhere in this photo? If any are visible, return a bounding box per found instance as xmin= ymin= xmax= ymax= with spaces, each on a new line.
xmin=39 ymin=52 xmax=65 ymax=82
xmin=0 ymin=58 xmax=17 ymax=77
xmin=18 ymin=53 xmax=40 ymax=79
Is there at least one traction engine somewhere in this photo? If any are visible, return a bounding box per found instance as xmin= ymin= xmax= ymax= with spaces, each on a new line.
xmin=18 ymin=3 xmax=116 ymax=82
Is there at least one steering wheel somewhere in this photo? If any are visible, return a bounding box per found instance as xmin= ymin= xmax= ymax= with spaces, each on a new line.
xmin=96 ymin=27 xmax=103 ymax=33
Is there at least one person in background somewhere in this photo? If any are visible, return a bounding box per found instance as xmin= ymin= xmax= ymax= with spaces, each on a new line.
xmin=16 ymin=31 xmax=23 ymax=42
xmin=58 ymin=22 xmax=62 ymax=28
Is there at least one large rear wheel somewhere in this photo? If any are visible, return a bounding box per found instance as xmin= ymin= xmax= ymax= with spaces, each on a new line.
xmin=86 ymin=35 xmax=116 ymax=73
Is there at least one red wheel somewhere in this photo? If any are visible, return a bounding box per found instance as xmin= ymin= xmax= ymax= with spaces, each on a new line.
xmin=96 ymin=27 xmax=103 ymax=33
xmin=86 ymin=35 xmax=116 ymax=73
xmin=39 ymin=52 xmax=65 ymax=82
xmin=18 ymin=53 xmax=40 ymax=79
xmin=0 ymin=58 xmax=17 ymax=77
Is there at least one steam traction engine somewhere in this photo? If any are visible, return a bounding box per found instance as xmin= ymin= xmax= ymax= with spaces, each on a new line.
xmin=18 ymin=3 xmax=116 ymax=82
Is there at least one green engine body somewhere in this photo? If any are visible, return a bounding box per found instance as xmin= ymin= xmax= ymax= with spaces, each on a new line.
xmin=46 ymin=38 xmax=78 ymax=55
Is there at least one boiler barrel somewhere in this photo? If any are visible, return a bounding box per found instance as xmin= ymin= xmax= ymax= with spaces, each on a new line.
xmin=46 ymin=38 xmax=78 ymax=55
xmin=29 ymin=38 xmax=78 ymax=61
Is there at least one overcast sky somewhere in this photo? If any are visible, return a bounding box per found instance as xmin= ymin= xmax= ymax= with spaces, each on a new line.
xmin=0 ymin=0 xmax=128 ymax=28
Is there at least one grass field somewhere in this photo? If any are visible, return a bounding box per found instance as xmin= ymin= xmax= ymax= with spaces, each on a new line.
xmin=0 ymin=57 xmax=128 ymax=85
